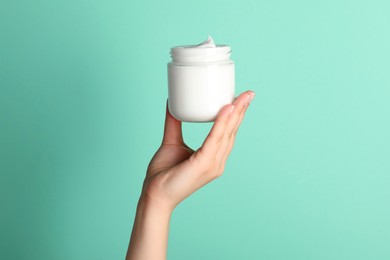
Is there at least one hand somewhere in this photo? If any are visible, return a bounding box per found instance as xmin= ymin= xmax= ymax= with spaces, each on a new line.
xmin=126 ymin=90 xmax=255 ymax=260
xmin=141 ymin=90 xmax=255 ymax=211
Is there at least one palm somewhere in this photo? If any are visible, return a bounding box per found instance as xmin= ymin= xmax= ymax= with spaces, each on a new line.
xmin=141 ymin=109 xmax=198 ymax=208
xmin=147 ymin=143 xmax=194 ymax=177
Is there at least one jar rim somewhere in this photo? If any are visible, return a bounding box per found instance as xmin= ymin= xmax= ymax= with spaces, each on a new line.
xmin=170 ymin=44 xmax=231 ymax=63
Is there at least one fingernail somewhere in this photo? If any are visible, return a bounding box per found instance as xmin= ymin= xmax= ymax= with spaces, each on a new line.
xmin=229 ymin=105 xmax=235 ymax=113
xmin=247 ymin=92 xmax=255 ymax=103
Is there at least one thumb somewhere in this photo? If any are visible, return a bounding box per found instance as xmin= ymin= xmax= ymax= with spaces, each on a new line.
xmin=162 ymin=102 xmax=183 ymax=145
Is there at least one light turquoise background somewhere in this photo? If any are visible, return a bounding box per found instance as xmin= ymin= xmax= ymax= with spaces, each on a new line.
xmin=1 ymin=0 xmax=390 ymax=259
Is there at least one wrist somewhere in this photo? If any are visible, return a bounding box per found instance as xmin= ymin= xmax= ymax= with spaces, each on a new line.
xmin=127 ymin=195 xmax=173 ymax=260
xmin=137 ymin=194 xmax=174 ymax=218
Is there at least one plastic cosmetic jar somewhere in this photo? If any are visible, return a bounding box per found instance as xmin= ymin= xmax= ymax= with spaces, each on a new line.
xmin=167 ymin=36 xmax=235 ymax=122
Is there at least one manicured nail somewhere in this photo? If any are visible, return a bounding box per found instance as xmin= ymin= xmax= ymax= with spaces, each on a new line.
xmin=247 ymin=92 xmax=255 ymax=103
xmin=229 ymin=105 xmax=235 ymax=113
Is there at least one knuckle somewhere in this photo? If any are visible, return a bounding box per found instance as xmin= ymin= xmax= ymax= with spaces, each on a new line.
xmin=233 ymin=125 xmax=240 ymax=136
xmin=206 ymin=161 xmax=220 ymax=178
xmin=195 ymin=148 xmax=226 ymax=179
xmin=210 ymin=159 xmax=219 ymax=172
xmin=242 ymin=101 xmax=249 ymax=112
xmin=239 ymin=100 xmax=247 ymax=110
xmin=212 ymin=163 xmax=225 ymax=178
xmin=227 ymin=130 xmax=235 ymax=139
xmin=195 ymin=153 xmax=215 ymax=174
xmin=218 ymin=165 xmax=225 ymax=176
xmin=209 ymin=131 xmax=223 ymax=144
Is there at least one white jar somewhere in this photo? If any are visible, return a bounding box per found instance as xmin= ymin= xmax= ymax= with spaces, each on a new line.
xmin=168 ymin=36 xmax=235 ymax=122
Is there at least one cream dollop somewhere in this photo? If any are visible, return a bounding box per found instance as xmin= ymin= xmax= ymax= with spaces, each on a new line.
xmin=170 ymin=36 xmax=231 ymax=63
xmin=195 ymin=35 xmax=216 ymax=48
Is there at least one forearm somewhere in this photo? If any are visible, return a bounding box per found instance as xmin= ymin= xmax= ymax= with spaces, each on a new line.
xmin=126 ymin=196 xmax=173 ymax=260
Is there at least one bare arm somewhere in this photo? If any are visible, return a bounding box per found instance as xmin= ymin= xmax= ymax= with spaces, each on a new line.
xmin=126 ymin=90 xmax=255 ymax=260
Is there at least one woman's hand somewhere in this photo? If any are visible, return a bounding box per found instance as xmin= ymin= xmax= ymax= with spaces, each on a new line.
xmin=126 ymin=90 xmax=254 ymax=260
xmin=142 ymin=90 xmax=255 ymax=210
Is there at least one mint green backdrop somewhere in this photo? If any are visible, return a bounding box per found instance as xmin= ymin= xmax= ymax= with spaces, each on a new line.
xmin=1 ymin=0 xmax=390 ymax=259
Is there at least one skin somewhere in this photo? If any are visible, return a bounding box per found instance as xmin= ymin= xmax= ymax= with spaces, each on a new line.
xmin=126 ymin=90 xmax=255 ymax=260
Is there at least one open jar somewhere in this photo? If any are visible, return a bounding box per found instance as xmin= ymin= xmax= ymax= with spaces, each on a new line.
xmin=167 ymin=36 xmax=235 ymax=122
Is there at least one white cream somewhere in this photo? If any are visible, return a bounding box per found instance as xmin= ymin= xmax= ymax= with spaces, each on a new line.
xmin=195 ymin=35 xmax=216 ymax=48
xmin=170 ymin=36 xmax=231 ymax=63
xmin=168 ymin=37 xmax=235 ymax=122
